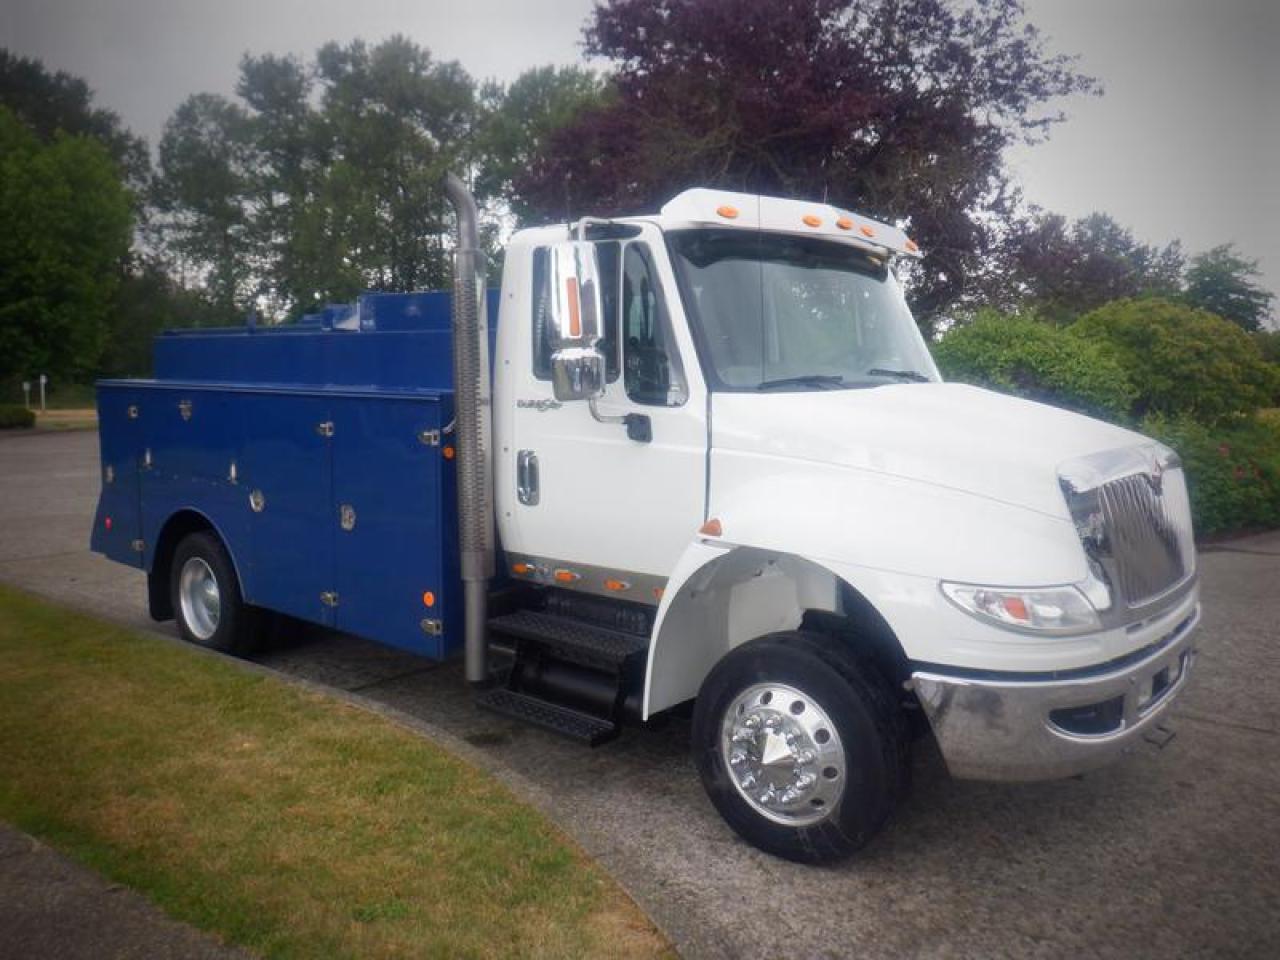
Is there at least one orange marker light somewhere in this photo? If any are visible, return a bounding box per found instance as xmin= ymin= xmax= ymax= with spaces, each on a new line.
xmin=604 ymin=578 xmax=630 ymax=592
xmin=717 ymin=205 xmax=739 ymax=219
xmin=836 ymin=217 xmax=854 ymax=230
xmin=860 ymin=225 xmax=876 ymax=237
xmin=802 ymin=214 xmax=822 ymax=227
xmin=699 ymin=517 xmax=723 ymax=537
xmin=1002 ymin=597 xmax=1030 ymax=621
xmin=422 ymin=591 xmax=436 ymax=607
xmin=554 ymin=569 xmax=581 ymax=584
xmin=653 ymin=587 xmax=665 ymax=601
xmin=565 ymin=276 xmax=581 ymax=337
xmin=512 ymin=562 xmax=532 ymax=575
xmin=905 ymin=239 xmax=919 ymax=253
xmin=442 ymin=445 xmax=456 ymax=460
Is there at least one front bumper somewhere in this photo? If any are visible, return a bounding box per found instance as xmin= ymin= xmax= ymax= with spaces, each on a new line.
xmin=911 ymin=603 xmax=1201 ymax=781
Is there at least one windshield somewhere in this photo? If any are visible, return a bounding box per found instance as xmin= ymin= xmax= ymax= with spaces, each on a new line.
xmin=667 ymin=229 xmax=938 ymax=390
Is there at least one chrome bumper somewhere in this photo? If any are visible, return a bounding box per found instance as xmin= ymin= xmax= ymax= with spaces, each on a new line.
xmin=912 ymin=604 xmax=1201 ymax=781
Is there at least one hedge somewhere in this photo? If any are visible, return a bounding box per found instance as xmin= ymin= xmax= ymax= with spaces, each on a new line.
xmin=931 ymin=310 xmax=1136 ymax=420
xmin=1071 ymin=298 xmax=1279 ymax=422
xmin=0 ymin=405 xmax=35 ymax=429
xmin=1142 ymin=412 xmax=1280 ymax=536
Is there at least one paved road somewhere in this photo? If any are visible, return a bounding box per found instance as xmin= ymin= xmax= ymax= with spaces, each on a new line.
xmin=2 ymin=429 xmax=1278 ymax=960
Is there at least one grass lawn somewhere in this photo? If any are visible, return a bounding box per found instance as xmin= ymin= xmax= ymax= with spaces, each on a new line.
xmin=0 ymin=585 xmax=671 ymax=959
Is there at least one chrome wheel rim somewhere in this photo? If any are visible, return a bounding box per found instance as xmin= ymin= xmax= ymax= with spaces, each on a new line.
xmin=720 ymin=682 xmax=846 ymax=826
xmin=179 ymin=557 xmax=221 ymax=641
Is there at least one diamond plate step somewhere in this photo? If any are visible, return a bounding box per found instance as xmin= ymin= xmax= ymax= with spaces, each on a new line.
xmin=487 ymin=610 xmax=649 ymax=671
xmin=475 ymin=688 xmax=618 ymax=746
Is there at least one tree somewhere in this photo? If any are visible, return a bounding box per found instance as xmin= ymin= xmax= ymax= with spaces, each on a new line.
xmin=152 ymin=37 xmax=481 ymax=319
xmin=1005 ymin=212 xmax=1184 ymax=324
xmin=513 ymin=0 xmax=1097 ymax=330
xmin=1183 ymin=244 xmax=1275 ymax=333
xmin=0 ymin=107 xmax=133 ymax=385
xmin=476 ymin=66 xmax=607 ymax=223
xmin=0 ymin=49 xmax=149 ymax=190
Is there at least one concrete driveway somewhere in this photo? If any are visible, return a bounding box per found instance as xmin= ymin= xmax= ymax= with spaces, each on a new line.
xmin=2 ymin=428 xmax=1277 ymax=959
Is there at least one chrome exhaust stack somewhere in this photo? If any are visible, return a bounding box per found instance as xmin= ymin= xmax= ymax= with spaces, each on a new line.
xmin=442 ymin=172 xmax=495 ymax=684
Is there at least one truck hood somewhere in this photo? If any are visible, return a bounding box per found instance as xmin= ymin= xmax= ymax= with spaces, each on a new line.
xmin=711 ymin=383 xmax=1147 ymax=519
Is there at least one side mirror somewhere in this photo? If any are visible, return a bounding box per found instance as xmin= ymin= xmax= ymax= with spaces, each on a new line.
xmin=546 ymin=241 xmax=606 ymax=402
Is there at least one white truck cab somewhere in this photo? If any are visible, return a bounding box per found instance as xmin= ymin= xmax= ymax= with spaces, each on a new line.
xmin=476 ymin=185 xmax=1199 ymax=861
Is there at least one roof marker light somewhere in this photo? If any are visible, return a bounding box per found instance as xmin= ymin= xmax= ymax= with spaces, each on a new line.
xmin=802 ymin=214 xmax=822 ymax=227
xmin=860 ymin=225 xmax=876 ymax=238
xmin=905 ymin=239 xmax=919 ymax=253
xmin=717 ymin=205 xmax=739 ymax=219
xmin=604 ymin=578 xmax=630 ymax=592
xmin=836 ymin=217 xmax=854 ymax=230
xmin=512 ymin=562 xmax=532 ymax=575
xmin=699 ymin=518 xmax=723 ymax=537
xmin=553 ymin=569 xmax=581 ymax=584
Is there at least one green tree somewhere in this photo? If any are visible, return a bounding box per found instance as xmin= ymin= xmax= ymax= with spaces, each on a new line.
xmin=0 ymin=49 xmax=149 ymax=190
xmin=0 ymin=107 xmax=133 ymax=385
xmin=476 ymin=66 xmax=606 ymax=223
xmin=1183 ymin=244 xmax=1275 ymax=333
xmin=1070 ymin=298 xmax=1278 ymax=423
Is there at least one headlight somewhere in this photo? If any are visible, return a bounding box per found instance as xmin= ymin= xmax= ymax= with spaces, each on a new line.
xmin=940 ymin=582 xmax=1100 ymax=635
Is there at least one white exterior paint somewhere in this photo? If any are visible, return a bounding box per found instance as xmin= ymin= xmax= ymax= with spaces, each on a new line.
xmin=489 ymin=186 xmax=1198 ymax=723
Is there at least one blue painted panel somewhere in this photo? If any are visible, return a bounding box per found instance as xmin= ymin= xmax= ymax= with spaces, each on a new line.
xmin=330 ymin=395 xmax=459 ymax=658
xmin=90 ymin=385 xmax=144 ymax=567
xmin=241 ymin=393 xmax=335 ymax=627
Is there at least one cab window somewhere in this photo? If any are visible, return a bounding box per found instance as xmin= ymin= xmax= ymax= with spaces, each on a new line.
xmin=621 ymin=243 xmax=688 ymax=406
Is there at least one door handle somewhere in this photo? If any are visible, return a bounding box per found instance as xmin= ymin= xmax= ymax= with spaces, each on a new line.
xmin=517 ymin=450 xmax=539 ymax=505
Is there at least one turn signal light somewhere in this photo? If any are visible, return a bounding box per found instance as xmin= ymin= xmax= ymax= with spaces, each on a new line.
xmin=699 ymin=517 xmax=723 ymax=537
xmin=716 ymin=205 xmax=739 ymax=219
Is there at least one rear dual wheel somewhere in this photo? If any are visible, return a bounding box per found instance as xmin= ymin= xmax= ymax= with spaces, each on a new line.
xmin=692 ymin=631 xmax=908 ymax=863
xmin=170 ymin=531 xmax=259 ymax=655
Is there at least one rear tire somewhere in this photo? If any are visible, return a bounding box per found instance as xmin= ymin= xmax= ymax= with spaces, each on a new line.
xmin=692 ymin=630 xmax=908 ymax=863
xmin=170 ymin=530 xmax=259 ymax=655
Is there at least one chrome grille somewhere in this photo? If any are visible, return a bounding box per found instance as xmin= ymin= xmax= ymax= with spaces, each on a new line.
xmin=1059 ymin=444 xmax=1196 ymax=616
xmin=1097 ymin=472 xmax=1187 ymax=607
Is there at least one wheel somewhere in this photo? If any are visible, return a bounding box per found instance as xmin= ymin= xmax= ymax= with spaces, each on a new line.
xmin=170 ymin=530 xmax=259 ymax=655
xmin=692 ymin=631 xmax=908 ymax=863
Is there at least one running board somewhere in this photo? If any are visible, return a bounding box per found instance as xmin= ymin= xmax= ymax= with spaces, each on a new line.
xmin=475 ymin=687 xmax=619 ymax=746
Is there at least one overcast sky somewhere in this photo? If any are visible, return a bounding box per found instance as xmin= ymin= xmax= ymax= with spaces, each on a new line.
xmin=3 ymin=0 xmax=1277 ymax=301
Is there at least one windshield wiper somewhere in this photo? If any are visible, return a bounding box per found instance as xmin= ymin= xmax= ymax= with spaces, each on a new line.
xmin=756 ymin=375 xmax=845 ymax=391
xmin=866 ymin=367 xmax=930 ymax=383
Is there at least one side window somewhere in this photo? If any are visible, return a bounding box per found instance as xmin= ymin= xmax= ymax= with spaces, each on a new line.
xmin=531 ymin=246 xmax=553 ymax=380
xmin=622 ymin=243 xmax=688 ymax=406
xmin=531 ymin=243 xmax=621 ymax=382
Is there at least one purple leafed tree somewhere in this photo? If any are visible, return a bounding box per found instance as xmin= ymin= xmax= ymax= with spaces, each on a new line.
xmin=515 ymin=0 xmax=1097 ymax=328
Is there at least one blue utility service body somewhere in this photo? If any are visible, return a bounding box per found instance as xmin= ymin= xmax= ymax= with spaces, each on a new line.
xmin=91 ymin=290 xmax=500 ymax=660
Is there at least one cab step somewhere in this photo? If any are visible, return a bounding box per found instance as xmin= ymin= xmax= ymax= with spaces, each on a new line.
xmin=474 ymin=687 xmax=619 ymax=746
xmin=487 ymin=609 xmax=648 ymax=671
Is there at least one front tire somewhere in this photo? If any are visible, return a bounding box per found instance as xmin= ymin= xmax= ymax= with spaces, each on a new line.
xmin=170 ymin=530 xmax=258 ymax=655
xmin=692 ymin=631 xmax=907 ymax=863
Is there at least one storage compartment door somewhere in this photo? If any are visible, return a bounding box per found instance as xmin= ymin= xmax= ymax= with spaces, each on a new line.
xmin=331 ymin=396 xmax=452 ymax=658
xmin=242 ymin=394 xmax=335 ymax=627
xmin=90 ymin=386 xmax=144 ymax=566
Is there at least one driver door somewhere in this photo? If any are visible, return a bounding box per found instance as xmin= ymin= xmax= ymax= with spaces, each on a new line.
xmin=502 ymin=226 xmax=707 ymax=598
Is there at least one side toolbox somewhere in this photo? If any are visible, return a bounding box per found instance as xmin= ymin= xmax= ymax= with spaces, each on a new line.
xmin=90 ymin=383 xmax=145 ymax=567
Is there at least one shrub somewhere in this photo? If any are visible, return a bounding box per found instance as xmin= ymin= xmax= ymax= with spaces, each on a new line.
xmin=932 ymin=310 xmax=1136 ymax=420
xmin=1071 ymin=298 xmax=1279 ymax=422
xmin=0 ymin=405 xmax=35 ymax=429
xmin=1254 ymin=330 xmax=1280 ymax=366
xmin=1141 ymin=412 xmax=1280 ymax=536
